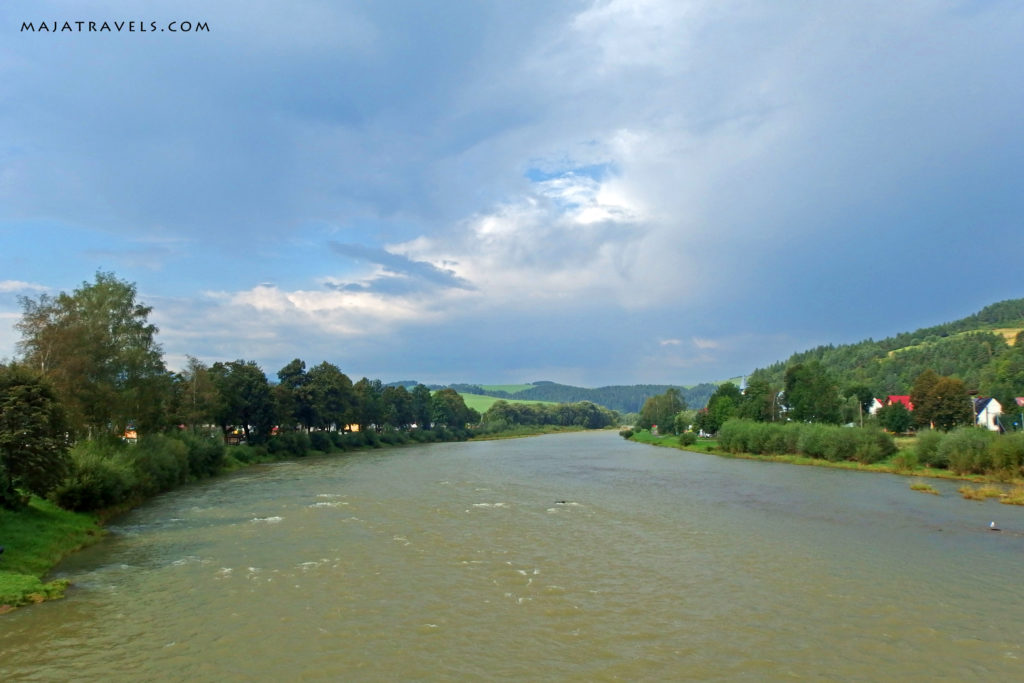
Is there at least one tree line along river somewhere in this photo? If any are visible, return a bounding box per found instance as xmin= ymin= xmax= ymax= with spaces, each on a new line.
xmin=2 ymin=430 xmax=1023 ymax=681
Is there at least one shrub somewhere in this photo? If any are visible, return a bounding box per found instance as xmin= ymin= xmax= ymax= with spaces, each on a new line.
xmin=308 ymin=431 xmax=334 ymax=453
xmin=176 ymin=431 xmax=225 ymax=478
xmin=851 ymin=428 xmax=897 ymax=465
xmin=52 ymin=441 xmax=136 ymax=511
xmin=891 ymin=450 xmax=919 ymax=472
xmin=267 ymin=431 xmax=311 ymax=458
xmin=232 ymin=444 xmax=269 ymax=463
xmin=941 ymin=428 xmax=998 ymax=475
xmin=796 ymin=424 xmax=832 ymax=459
xmin=130 ymin=435 xmax=190 ymax=495
xmin=619 ymin=428 xmax=634 ymax=439
xmin=990 ymin=432 xmax=1024 ymax=476
xmin=679 ymin=431 xmax=697 ymax=446
xmin=914 ymin=430 xmax=946 ymax=468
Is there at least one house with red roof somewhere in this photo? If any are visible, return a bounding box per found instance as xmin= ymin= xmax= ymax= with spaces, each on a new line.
xmin=886 ymin=395 xmax=913 ymax=411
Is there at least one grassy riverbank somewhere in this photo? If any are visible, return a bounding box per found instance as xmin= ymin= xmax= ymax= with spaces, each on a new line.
xmin=470 ymin=424 xmax=590 ymax=440
xmin=0 ymin=498 xmax=104 ymax=612
xmin=626 ymin=429 xmax=998 ymax=483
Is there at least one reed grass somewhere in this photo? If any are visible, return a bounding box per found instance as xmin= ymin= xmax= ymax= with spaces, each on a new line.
xmin=909 ymin=481 xmax=939 ymax=495
xmin=958 ymin=484 xmax=1004 ymax=501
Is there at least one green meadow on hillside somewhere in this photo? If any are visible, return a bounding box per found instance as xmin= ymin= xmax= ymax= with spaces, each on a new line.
xmin=478 ymin=384 xmax=535 ymax=394
xmin=458 ymin=393 xmax=558 ymax=413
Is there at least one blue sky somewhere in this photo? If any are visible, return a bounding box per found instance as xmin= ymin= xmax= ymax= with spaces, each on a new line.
xmin=2 ymin=0 xmax=1022 ymax=386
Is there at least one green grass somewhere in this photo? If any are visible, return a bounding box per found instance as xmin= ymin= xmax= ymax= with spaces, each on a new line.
xmin=910 ymin=481 xmax=939 ymax=495
xmin=0 ymin=497 xmax=105 ymax=611
xmin=458 ymin=393 xmax=558 ymax=413
xmin=479 ymin=384 xmax=535 ymax=394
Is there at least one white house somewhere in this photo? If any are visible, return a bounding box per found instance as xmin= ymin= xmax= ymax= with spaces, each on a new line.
xmin=868 ymin=398 xmax=885 ymax=416
xmin=973 ymin=397 xmax=1003 ymax=432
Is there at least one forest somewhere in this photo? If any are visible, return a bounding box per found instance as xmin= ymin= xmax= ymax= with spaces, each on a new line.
xmin=746 ymin=298 xmax=1024 ymax=408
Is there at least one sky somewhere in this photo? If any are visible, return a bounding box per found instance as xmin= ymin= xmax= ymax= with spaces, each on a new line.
xmin=2 ymin=1 xmax=1022 ymax=387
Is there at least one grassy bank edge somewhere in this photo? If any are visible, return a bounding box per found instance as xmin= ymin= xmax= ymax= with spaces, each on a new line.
xmin=0 ymin=498 xmax=105 ymax=613
xmin=625 ymin=429 xmax=1004 ymax=484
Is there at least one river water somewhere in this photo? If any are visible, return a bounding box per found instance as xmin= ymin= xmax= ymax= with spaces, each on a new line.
xmin=3 ymin=431 xmax=1024 ymax=681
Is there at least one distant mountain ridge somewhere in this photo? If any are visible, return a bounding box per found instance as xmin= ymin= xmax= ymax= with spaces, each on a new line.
xmin=384 ymin=380 xmax=720 ymax=414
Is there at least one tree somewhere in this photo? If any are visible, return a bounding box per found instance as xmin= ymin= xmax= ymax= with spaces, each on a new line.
xmin=410 ymin=384 xmax=433 ymax=428
xmin=173 ymin=356 xmax=220 ymax=432
xmin=307 ymin=362 xmax=354 ymax=431
xmin=691 ymin=383 xmax=742 ymax=435
xmin=783 ymin=361 xmax=842 ymax=424
xmin=353 ymin=378 xmax=384 ymax=432
xmin=209 ymin=360 xmax=275 ymax=443
xmin=845 ymin=384 xmax=875 ymax=426
xmin=382 ymin=385 xmax=413 ymax=429
xmin=738 ymin=376 xmax=781 ymax=422
xmin=911 ymin=370 xmax=971 ymax=431
xmin=876 ymin=401 xmax=913 ymax=434
xmin=431 ymin=388 xmax=476 ymax=429
xmin=638 ymin=388 xmax=687 ymax=434
xmin=16 ymin=271 xmax=168 ymax=437
xmin=275 ymin=358 xmax=313 ymax=430
xmin=0 ymin=364 xmax=70 ymax=509
xmin=910 ymin=370 xmax=940 ymax=429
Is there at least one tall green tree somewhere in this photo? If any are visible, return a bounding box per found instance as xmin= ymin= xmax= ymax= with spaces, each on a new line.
xmin=910 ymin=370 xmax=972 ymax=430
xmin=0 ymin=364 xmax=70 ymax=509
xmin=637 ymin=388 xmax=687 ymax=433
xmin=738 ymin=376 xmax=782 ymax=422
xmin=410 ymin=384 xmax=433 ymax=429
xmin=876 ymin=401 xmax=913 ymax=434
xmin=275 ymin=358 xmax=313 ymax=430
xmin=910 ymin=369 xmax=940 ymax=429
xmin=382 ymin=385 xmax=413 ymax=429
xmin=307 ymin=362 xmax=354 ymax=431
xmin=210 ymin=360 xmax=275 ymax=443
xmin=16 ymin=272 xmax=168 ymax=436
xmin=783 ymin=361 xmax=842 ymax=424
xmin=173 ymin=356 xmax=220 ymax=431
xmin=431 ymin=388 xmax=477 ymax=429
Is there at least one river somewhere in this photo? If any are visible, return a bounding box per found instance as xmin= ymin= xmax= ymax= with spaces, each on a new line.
xmin=2 ymin=431 xmax=1024 ymax=681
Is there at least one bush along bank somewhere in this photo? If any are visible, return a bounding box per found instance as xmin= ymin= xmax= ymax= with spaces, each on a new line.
xmin=625 ymin=419 xmax=1024 ymax=483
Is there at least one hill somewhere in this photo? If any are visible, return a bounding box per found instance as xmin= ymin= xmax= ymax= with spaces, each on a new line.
xmin=747 ymin=298 xmax=1024 ymax=406
xmin=437 ymin=381 xmax=719 ymax=414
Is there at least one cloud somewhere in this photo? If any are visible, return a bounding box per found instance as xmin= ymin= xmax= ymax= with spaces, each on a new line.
xmin=0 ymin=280 xmax=47 ymax=293
xmin=692 ymin=337 xmax=719 ymax=350
xmin=326 ymin=242 xmax=473 ymax=294
xmin=3 ymin=1 xmax=1023 ymax=385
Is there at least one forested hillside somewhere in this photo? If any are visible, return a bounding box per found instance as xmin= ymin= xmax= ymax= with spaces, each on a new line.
xmin=438 ymin=381 xmax=719 ymax=414
xmin=748 ymin=298 xmax=1024 ymax=407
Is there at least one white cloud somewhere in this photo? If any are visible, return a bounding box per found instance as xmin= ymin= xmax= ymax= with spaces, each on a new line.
xmin=0 ymin=280 xmax=48 ymax=293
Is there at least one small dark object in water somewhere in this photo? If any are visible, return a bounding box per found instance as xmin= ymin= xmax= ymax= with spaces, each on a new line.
xmin=990 ymin=521 xmax=1001 ymax=532
xmin=554 ymin=500 xmax=567 ymax=504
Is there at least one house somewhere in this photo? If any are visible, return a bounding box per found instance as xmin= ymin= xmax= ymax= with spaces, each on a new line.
xmin=868 ymin=398 xmax=885 ymax=416
xmin=973 ymin=397 xmax=1003 ymax=432
xmin=886 ymin=395 xmax=913 ymax=411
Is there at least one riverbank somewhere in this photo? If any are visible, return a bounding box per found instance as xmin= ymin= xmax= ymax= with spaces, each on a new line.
xmin=0 ymin=498 xmax=104 ymax=613
xmin=625 ymin=429 xmax=1007 ymax=484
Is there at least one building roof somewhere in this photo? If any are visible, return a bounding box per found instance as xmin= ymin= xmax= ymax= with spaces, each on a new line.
xmin=887 ymin=395 xmax=913 ymax=410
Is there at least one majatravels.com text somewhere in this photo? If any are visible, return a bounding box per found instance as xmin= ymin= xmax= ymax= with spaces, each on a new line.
xmin=21 ymin=20 xmax=209 ymax=33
